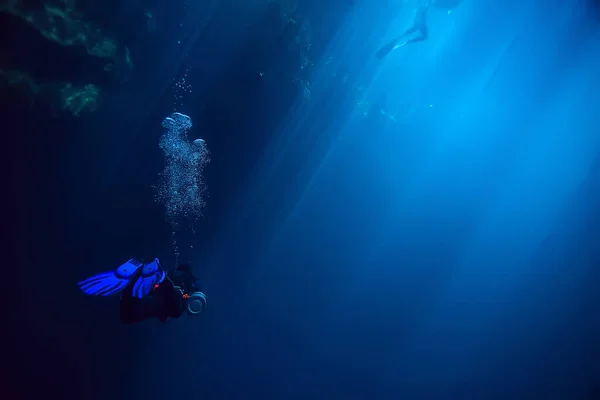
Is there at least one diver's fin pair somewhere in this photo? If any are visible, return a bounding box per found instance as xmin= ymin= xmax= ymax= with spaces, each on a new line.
xmin=376 ymin=37 xmax=403 ymax=59
xmin=78 ymin=258 xmax=165 ymax=299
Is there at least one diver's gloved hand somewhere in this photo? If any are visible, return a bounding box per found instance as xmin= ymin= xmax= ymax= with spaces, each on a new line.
xmin=78 ymin=258 xmax=166 ymax=298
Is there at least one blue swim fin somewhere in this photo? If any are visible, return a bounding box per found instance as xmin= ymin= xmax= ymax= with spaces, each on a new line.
xmin=78 ymin=259 xmax=144 ymax=296
xmin=131 ymin=258 xmax=166 ymax=299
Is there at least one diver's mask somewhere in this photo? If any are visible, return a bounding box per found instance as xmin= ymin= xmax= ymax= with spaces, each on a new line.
xmin=185 ymin=291 xmax=207 ymax=316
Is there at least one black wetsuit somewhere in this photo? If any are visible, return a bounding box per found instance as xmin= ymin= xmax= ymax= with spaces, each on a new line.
xmin=119 ymin=268 xmax=198 ymax=324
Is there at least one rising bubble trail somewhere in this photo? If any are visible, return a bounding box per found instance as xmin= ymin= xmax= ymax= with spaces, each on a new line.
xmin=155 ymin=112 xmax=210 ymax=237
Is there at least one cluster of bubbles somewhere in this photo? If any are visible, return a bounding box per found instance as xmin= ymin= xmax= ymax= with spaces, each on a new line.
xmin=154 ymin=112 xmax=210 ymax=235
xmin=173 ymin=65 xmax=192 ymax=110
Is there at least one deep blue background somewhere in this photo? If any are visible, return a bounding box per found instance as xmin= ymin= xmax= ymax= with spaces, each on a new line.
xmin=5 ymin=0 xmax=600 ymax=399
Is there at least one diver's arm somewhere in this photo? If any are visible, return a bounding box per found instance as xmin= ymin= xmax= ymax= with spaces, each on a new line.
xmin=160 ymin=274 xmax=181 ymax=292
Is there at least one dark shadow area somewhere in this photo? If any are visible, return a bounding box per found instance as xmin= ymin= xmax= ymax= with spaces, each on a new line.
xmin=0 ymin=13 xmax=111 ymax=86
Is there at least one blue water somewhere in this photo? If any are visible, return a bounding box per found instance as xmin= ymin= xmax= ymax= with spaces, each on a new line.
xmin=7 ymin=0 xmax=600 ymax=399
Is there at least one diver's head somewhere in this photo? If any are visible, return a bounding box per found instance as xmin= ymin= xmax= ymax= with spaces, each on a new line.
xmin=176 ymin=263 xmax=193 ymax=273
xmin=184 ymin=291 xmax=207 ymax=316
xmin=173 ymin=263 xmax=203 ymax=294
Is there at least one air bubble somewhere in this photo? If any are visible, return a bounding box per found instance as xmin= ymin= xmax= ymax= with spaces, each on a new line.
xmin=154 ymin=113 xmax=210 ymax=231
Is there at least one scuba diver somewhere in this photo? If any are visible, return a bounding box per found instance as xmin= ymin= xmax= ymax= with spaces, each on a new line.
xmin=376 ymin=0 xmax=430 ymax=59
xmin=376 ymin=0 xmax=462 ymax=59
xmin=78 ymin=258 xmax=207 ymax=324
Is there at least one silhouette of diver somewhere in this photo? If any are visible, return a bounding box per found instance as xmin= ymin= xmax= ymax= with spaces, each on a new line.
xmin=377 ymin=0 xmax=431 ymax=59
xmin=376 ymin=0 xmax=463 ymax=59
xmin=78 ymin=258 xmax=207 ymax=324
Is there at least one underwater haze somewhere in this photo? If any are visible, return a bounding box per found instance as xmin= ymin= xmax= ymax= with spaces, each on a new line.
xmin=5 ymin=0 xmax=600 ymax=399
